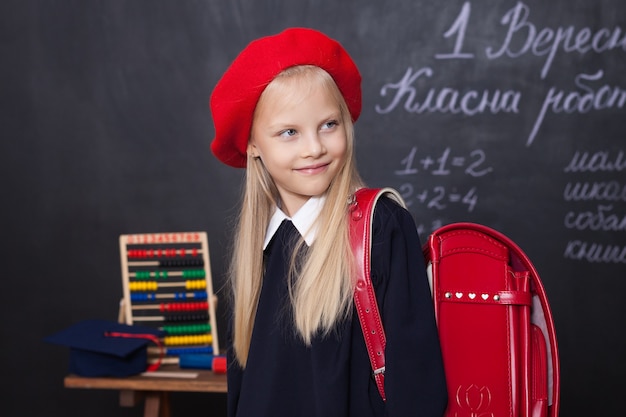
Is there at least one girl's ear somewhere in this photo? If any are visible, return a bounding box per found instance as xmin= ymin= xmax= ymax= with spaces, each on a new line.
xmin=247 ymin=142 xmax=259 ymax=158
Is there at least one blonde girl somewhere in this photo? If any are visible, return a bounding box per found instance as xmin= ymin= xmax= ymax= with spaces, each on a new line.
xmin=210 ymin=27 xmax=447 ymax=417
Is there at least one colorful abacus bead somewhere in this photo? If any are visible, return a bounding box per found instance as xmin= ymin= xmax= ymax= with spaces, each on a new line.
xmin=131 ymin=293 xmax=158 ymax=302
xmin=182 ymin=269 xmax=205 ymax=278
xmin=173 ymin=291 xmax=207 ymax=300
xmin=162 ymin=323 xmax=212 ymax=335
xmin=134 ymin=270 xmax=168 ymax=279
xmin=164 ymin=334 xmax=213 ymax=346
xmin=186 ymin=280 xmax=206 ymax=290
xmin=129 ymin=281 xmax=158 ymax=291
xmin=159 ymin=302 xmax=209 ymax=312
xmin=164 ymin=313 xmax=210 ymax=322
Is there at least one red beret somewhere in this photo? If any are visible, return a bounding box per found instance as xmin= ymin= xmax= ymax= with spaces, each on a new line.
xmin=210 ymin=27 xmax=362 ymax=168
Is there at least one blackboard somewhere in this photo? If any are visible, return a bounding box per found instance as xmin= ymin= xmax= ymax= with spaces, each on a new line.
xmin=2 ymin=1 xmax=624 ymax=416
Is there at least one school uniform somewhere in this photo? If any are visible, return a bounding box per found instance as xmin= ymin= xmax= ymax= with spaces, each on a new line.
xmin=227 ymin=195 xmax=447 ymax=417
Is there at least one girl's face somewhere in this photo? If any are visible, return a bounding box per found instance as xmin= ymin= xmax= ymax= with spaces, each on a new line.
xmin=249 ymin=77 xmax=348 ymax=216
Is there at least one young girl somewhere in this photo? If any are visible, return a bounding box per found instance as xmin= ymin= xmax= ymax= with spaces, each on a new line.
xmin=210 ymin=27 xmax=447 ymax=417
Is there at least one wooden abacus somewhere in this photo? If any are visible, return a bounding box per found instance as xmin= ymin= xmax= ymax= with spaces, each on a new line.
xmin=119 ymin=232 xmax=220 ymax=363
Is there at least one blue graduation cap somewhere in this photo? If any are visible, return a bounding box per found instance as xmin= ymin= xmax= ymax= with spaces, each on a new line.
xmin=45 ymin=319 xmax=165 ymax=377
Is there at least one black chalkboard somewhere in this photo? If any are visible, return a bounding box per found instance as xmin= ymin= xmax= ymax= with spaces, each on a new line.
xmin=2 ymin=1 xmax=624 ymax=416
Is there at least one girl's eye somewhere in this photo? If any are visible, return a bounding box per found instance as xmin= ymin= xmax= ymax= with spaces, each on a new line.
xmin=279 ymin=129 xmax=297 ymax=137
xmin=322 ymin=120 xmax=338 ymax=130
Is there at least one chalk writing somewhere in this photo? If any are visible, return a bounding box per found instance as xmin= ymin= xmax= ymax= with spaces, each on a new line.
xmin=376 ymin=1 xmax=626 ymax=147
xmin=399 ymin=183 xmax=479 ymax=212
xmin=395 ymin=146 xmax=493 ymax=177
xmin=563 ymin=241 xmax=626 ymax=264
xmin=437 ymin=2 xmax=626 ymax=79
xmin=563 ymin=181 xmax=626 ymax=202
xmin=562 ymin=149 xmax=625 ymax=263
xmin=376 ymin=2 xmax=625 ymax=266
xmin=564 ymin=205 xmax=626 ymax=232
xmin=564 ymin=150 xmax=626 ymax=173
xmin=485 ymin=2 xmax=626 ymax=80
xmin=434 ymin=2 xmax=474 ymax=60
xmin=529 ymin=70 xmax=626 ymax=145
xmin=392 ymin=146 xmax=489 ymax=218
xmin=375 ymin=67 xmax=521 ymax=116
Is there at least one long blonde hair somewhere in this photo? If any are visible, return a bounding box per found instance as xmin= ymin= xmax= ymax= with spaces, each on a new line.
xmin=229 ymin=65 xmax=364 ymax=366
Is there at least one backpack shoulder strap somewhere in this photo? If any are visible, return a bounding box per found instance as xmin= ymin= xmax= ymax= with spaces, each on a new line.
xmin=349 ymin=187 xmax=405 ymax=402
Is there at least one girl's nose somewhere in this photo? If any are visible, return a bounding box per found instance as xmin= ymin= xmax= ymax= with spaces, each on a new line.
xmin=302 ymin=133 xmax=326 ymax=158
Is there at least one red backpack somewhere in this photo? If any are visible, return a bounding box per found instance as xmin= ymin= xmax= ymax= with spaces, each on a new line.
xmin=349 ymin=188 xmax=560 ymax=417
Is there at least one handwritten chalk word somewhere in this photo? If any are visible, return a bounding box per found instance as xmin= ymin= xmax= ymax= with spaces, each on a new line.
xmin=564 ymin=150 xmax=626 ymax=173
xmin=485 ymin=1 xmax=626 ymax=79
xmin=563 ymin=240 xmax=626 ymax=264
xmin=563 ymin=181 xmax=626 ymax=203
xmin=528 ymin=70 xmax=626 ymax=146
xmin=394 ymin=146 xmax=493 ymax=177
xmin=564 ymin=204 xmax=626 ymax=232
xmin=375 ymin=67 xmax=521 ymax=116
xmin=398 ymin=182 xmax=479 ymax=212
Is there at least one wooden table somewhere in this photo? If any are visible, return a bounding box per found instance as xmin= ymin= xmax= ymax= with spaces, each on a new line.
xmin=64 ymin=365 xmax=227 ymax=417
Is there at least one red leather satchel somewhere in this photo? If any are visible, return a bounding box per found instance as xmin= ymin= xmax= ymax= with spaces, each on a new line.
xmin=349 ymin=188 xmax=560 ymax=417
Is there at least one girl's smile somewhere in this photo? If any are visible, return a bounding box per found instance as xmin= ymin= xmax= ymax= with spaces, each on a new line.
xmin=294 ymin=162 xmax=331 ymax=175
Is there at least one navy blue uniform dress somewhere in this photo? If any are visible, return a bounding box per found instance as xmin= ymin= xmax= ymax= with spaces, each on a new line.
xmin=227 ymin=197 xmax=447 ymax=417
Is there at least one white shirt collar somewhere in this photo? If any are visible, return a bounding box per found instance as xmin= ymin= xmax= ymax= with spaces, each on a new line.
xmin=263 ymin=196 xmax=326 ymax=250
